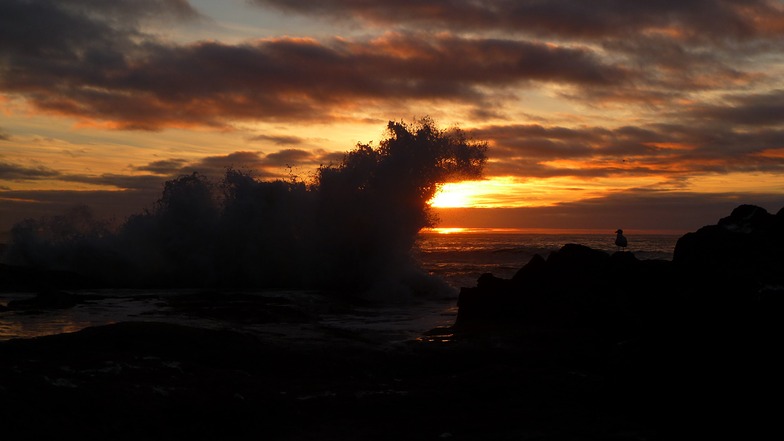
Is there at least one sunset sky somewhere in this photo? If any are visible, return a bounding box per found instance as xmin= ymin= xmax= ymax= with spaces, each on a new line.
xmin=2 ymin=0 xmax=784 ymax=235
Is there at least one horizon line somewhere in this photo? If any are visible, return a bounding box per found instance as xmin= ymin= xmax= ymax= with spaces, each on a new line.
xmin=422 ymin=227 xmax=689 ymax=235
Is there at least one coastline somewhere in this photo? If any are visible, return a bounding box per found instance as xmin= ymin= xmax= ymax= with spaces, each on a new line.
xmin=1 ymin=204 xmax=782 ymax=439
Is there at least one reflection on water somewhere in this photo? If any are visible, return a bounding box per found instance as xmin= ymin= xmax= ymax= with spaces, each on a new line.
xmin=415 ymin=231 xmax=679 ymax=289
xmin=0 ymin=291 xmax=219 ymax=341
xmin=0 ymin=290 xmax=458 ymax=342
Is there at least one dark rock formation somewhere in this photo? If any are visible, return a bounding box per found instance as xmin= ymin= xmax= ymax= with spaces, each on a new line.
xmin=674 ymin=204 xmax=784 ymax=285
xmin=457 ymin=204 xmax=783 ymax=333
xmin=456 ymin=244 xmax=673 ymax=336
xmin=451 ymin=204 xmax=784 ymax=437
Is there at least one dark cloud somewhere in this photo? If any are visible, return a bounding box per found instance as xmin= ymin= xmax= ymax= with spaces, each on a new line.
xmin=0 ymin=128 xmax=10 ymax=141
xmin=688 ymin=90 xmax=784 ymax=127
xmin=471 ymin=119 xmax=784 ymax=179
xmin=254 ymin=0 xmax=784 ymax=41
xmin=133 ymin=158 xmax=189 ymax=175
xmin=0 ymin=161 xmax=61 ymax=180
xmin=3 ymin=0 xmax=780 ymax=130
xmin=252 ymin=1 xmax=782 ymax=109
xmin=185 ymin=151 xmax=271 ymax=177
xmin=249 ymin=134 xmax=306 ymax=146
xmin=471 ymin=125 xmax=604 ymax=159
xmin=0 ymin=149 xmax=345 ymax=197
xmin=264 ymin=149 xmax=316 ymax=167
xmin=68 ymin=0 xmax=200 ymax=22
xmin=60 ymin=173 xmax=168 ymax=191
xmin=0 ymin=160 xmax=168 ymax=191
xmin=473 ymin=123 xmax=668 ymax=168
xmin=185 ymin=150 xmax=335 ymax=178
xmin=0 ymin=0 xmax=198 ymax=63
xmin=0 ymin=0 xmax=629 ymax=129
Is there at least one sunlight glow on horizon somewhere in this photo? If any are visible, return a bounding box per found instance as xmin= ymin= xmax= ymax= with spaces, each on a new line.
xmin=429 ymin=175 xmax=661 ymax=209
xmin=421 ymin=226 xmax=688 ymax=235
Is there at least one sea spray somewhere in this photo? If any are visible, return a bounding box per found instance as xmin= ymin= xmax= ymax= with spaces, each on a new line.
xmin=2 ymin=119 xmax=487 ymax=297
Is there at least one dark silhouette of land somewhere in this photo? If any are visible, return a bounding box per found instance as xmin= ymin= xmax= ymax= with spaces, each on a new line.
xmin=1 ymin=204 xmax=782 ymax=439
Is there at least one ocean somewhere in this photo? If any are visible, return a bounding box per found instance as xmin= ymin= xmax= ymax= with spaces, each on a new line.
xmin=0 ymin=231 xmax=681 ymax=341
xmin=414 ymin=229 xmax=680 ymax=290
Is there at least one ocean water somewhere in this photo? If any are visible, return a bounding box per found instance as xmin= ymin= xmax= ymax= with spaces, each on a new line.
xmin=414 ymin=230 xmax=680 ymax=290
xmin=0 ymin=231 xmax=680 ymax=341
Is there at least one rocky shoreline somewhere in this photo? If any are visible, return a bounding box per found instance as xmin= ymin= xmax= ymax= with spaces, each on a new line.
xmin=1 ymin=204 xmax=782 ymax=440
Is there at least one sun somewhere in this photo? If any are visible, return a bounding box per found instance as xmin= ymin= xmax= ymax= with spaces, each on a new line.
xmin=429 ymin=182 xmax=473 ymax=208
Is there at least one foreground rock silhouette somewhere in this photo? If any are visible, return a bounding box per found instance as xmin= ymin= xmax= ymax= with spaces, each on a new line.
xmin=453 ymin=204 xmax=784 ymax=437
xmin=1 ymin=204 xmax=781 ymax=440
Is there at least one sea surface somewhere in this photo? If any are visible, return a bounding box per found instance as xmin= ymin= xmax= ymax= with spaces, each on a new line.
xmin=414 ymin=229 xmax=680 ymax=289
xmin=0 ymin=231 xmax=681 ymax=341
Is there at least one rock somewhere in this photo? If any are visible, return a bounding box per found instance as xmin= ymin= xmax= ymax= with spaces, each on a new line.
xmin=476 ymin=272 xmax=511 ymax=290
xmin=511 ymin=253 xmax=545 ymax=283
xmin=455 ymin=244 xmax=632 ymax=333
xmin=717 ymin=204 xmax=775 ymax=232
xmin=454 ymin=204 xmax=784 ymax=339
xmin=447 ymin=205 xmax=784 ymax=441
xmin=674 ymin=204 xmax=784 ymax=285
xmin=544 ymin=243 xmax=610 ymax=276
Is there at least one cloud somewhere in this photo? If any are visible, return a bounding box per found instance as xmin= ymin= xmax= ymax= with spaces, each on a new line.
xmin=3 ymin=0 xmax=781 ymax=130
xmin=263 ymin=149 xmax=316 ymax=167
xmin=183 ymin=149 xmax=339 ymax=179
xmin=0 ymin=161 xmax=61 ymax=180
xmin=254 ymin=0 xmax=784 ymax=41
xmin=133 ymin=158 xmax=189 ymax=175
xmin=471 ymin=118 xmax=784 ymax=179
xmin=0 ymin=128 xmax=10 ymax=141
xmin=252 ymin=1 xmax=783 ymax=109
xmin=0 ymin=159 xmax=169 ymax=191
xmin=2 ymin=0 xmax=782 ymax=202
xmin=60 ymin=173 xmax=168 ymax=191
xmin=688 ymin=90 xmax=784 ymax=127
xmin=0 ymin=149 xmax=346 ymax=196
xmin=249 ymin=134 xmax=306 ymax=146
xmin=1 ymin=0 xmax=632 ymax=129
xmin=189 ymin=151 xmax=271 ymax=176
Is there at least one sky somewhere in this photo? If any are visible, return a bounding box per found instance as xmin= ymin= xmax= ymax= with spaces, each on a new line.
xmin=1 ymin=0 xmax=784 ymax=235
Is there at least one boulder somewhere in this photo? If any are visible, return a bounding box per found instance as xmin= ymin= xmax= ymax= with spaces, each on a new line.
xmin=674 ymin=204 xmax=784 ymax=285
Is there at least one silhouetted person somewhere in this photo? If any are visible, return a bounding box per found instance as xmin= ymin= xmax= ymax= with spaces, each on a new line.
xmin=615 ymin=229 xmax=628 ymax=251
